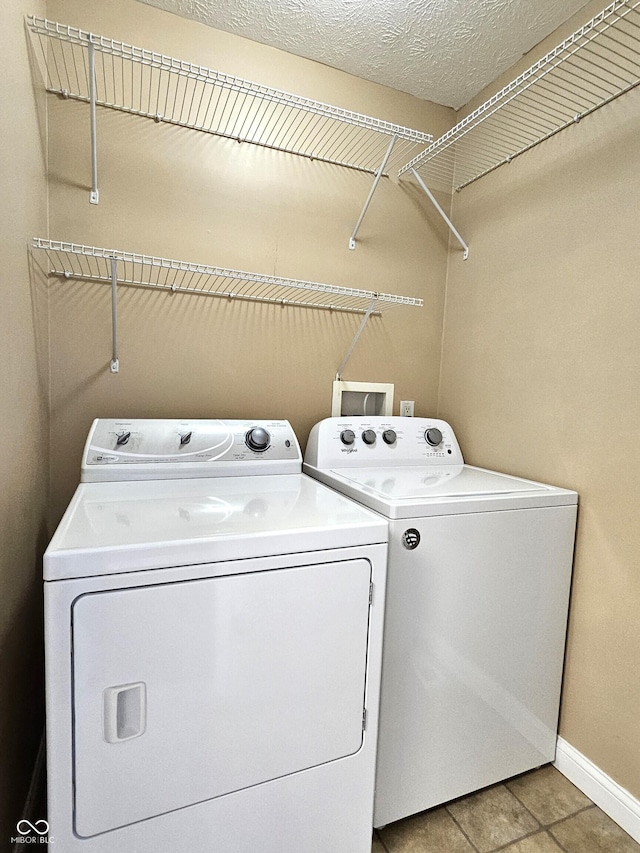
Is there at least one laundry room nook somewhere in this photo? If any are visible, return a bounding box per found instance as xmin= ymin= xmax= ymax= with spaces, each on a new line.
xmin=2 ymin=0 xmax=640 ymax=850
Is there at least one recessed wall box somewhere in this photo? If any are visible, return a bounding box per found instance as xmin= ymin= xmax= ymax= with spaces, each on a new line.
xmin=331 ymin=381 xmax=394 ymax=417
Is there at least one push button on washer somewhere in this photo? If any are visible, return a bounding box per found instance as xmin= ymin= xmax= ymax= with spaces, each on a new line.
xmin=402 ymin=529 xmax=421 ymax=550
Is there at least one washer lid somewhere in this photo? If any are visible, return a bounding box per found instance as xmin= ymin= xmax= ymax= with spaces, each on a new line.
xmin=44 ymin=474 xmax=387 ymax=580
xmin=303 ymin=464 xmax=577 ymax=519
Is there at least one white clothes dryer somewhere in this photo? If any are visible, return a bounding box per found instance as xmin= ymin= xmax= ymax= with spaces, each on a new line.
xmin=304 ymin=416 xmax=578 ymax=828
xmin=44 ymin=419 xmax=388 ymax=853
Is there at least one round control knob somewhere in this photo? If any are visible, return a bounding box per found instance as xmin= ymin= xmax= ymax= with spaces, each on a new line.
xmin=425 ymin=427 xmax=443 ymax=447
xmin=245 ymin=427 xmax=271 ymax=452
xmin=179 ymin=431 xmax=192 ymax=446
xmin=340 ymin=429 xmax=356 ymax=446
xmin=382 ymin=429 xmax=397 ymax=445
xmin=362 ymin=429 xmax=376 ymax=446
xmin=116 ymin=431 xmax=131 ymax=446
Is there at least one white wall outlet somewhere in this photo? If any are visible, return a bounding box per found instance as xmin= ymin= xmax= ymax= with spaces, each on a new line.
xmin=400 ymin=400 xmax=415 ymax=417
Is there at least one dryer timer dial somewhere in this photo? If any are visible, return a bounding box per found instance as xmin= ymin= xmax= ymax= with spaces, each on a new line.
xmin=245 ymin=427 xmax=271 ymax=452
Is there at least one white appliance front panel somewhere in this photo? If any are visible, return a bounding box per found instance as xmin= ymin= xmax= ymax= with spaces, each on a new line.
xmin=45 ymin=544 xmax=387 ymax=853
xmin=373 ymin=505 xmax=577 ymax=827
xmin=73 ymin=558 xmax=372 ymax=837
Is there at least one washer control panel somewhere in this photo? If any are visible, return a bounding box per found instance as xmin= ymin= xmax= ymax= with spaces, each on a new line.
xmin=304 ymin=417 xmax=464 ymax=468
xmin=82 ymin=419 xmax=302 ymax=482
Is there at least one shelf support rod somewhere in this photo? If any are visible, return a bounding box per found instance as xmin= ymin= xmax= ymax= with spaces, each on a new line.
xmin=410 ymin=168 xmax=468 ymax=260
xmin=349 ymin=136 xmax=396 ymax=250
xmin=88 ymin=36 xmax=99 ymax=204
xmin=335 ymin=297 xmax=377 ymax=380
xmin=110 ymin=256 xmax=119 ymax=373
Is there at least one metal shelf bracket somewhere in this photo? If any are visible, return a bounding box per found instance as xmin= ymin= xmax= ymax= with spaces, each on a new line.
xmin=410 ymin=168 xmax=469 ymax=260
xmin=109 ymin=256 xmax=119 ymax=372
xmin=88 ymin=36 xmax=99 ymax=204
xmin=335 ymin=298 xmax=377 ymax=379
xmin=349 ymin=136 xmax=396 ymax=250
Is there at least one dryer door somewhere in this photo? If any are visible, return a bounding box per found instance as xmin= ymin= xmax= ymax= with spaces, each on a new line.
xmin=72 ymin=558 xmax=372 ymax=837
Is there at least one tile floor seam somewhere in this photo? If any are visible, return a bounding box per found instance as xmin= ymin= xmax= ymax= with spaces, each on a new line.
xmin=444 ymin=803 xmax=483 ymax=852
xmin=503 ymin=784 xmax=545 ymax=829
xmin=447 ymin=782 xmax=545 ymax=852
xmin=546 ymin=829 xmax=572 ymax=853
xmin=488 ymin=828 xmax=554 ymax=853
xmin=543 ymin=803 xmax=596 ymax=831
xmin=548 ymin=805 xmax=640 ymax=852
xmin=546 ymin=806 xmax=597 ymax=853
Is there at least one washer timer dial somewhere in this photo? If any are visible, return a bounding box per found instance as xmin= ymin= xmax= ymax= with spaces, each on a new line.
xmin=425 ymin=427 xmax=443 ymax=447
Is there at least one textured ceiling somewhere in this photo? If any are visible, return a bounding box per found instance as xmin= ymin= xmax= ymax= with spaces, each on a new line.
xmin=137 ymin=0 xmax=589 ymax=109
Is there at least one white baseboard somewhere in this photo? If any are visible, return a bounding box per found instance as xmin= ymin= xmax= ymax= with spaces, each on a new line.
xmin=554 ymin=736 xmax=640 ymax=844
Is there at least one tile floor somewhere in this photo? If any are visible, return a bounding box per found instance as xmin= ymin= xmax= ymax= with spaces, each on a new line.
xmin=372 ymin=765 xmax=640 ymax=853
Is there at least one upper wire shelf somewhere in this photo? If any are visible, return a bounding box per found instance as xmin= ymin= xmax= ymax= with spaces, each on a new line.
xmin=27 ymin=15 xmax=432 ymax=178
xmin=31 ymin=238 xmax=423 ymax=315
xmin=401 ymin=0 xmax=640 ymax=193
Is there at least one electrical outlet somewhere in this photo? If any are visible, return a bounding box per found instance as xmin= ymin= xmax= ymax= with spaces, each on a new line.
xmin=400 ymin=400 xmax=415 ymax=417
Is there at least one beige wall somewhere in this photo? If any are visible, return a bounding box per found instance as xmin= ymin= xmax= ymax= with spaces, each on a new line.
xmin=0 ymin=0 xmax=49 ymax=839
xmin=46 ymin=0 xmax=454 ymax=523
xmin=439 ymin=2 xmax=640 ymax=800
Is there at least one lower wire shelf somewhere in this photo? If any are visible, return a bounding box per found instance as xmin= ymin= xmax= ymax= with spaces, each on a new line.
xmin=31 ymin=238 xmax=423 ymax=372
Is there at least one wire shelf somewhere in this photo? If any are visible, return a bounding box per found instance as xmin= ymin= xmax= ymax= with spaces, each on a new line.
xmin=401 ymin=0 xmax=640 ymax=193
xmin=27 ymin=16 xmax=432 ymax=178
xmin=31 ymin=238 xmax=423 ymax=315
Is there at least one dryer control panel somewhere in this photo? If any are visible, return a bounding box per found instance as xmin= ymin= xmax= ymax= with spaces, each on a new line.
xmin=82 ymin=419 xmax=302 ymax=482
xmin=304 ymin=417 xmax=464 ymax=468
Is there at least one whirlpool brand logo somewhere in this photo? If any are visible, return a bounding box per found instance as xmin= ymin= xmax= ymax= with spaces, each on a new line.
xmin=11 ymin=819 xmax=53 ymax=845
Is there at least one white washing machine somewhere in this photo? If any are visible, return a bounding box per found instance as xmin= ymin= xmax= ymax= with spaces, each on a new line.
xmin=304 ymin=416 xmax=578 ymax=828
xmin=44 ymin=418 xmax=388 ymax=853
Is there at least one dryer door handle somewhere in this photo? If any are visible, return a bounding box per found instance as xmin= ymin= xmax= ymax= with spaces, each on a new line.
xmin=103 ymin=682 xmax=147 ymax=743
